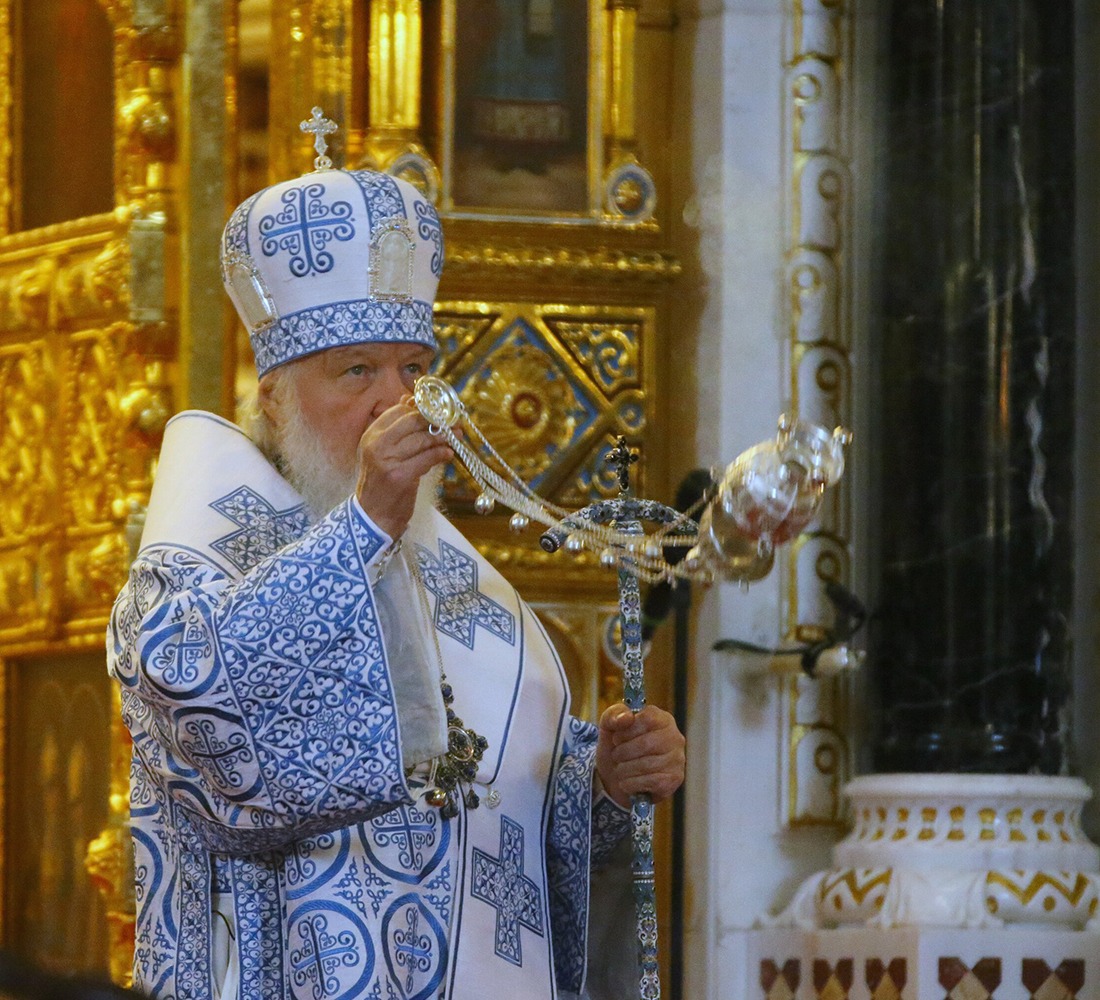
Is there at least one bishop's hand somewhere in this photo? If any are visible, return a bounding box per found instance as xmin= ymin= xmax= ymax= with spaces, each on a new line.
xmin=356 ymin=395 xmax=452 ymax=540
xmin=595 ymin=703 xmax=685 ymax=810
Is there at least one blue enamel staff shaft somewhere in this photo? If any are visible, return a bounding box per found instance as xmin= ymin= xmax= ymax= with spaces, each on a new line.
xmin=542 ymin=499 xmax=692 ymax=1000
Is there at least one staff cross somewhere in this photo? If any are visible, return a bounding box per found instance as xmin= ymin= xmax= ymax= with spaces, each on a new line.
xmin=608 ymin=435 xmax=639 ymax=493
xmin=300 ymin=106 xmax=338 ymax=171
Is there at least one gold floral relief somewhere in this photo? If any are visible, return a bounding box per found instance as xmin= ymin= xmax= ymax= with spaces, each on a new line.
xmin=458 ymin=343 xmax=579 ymax=483
xmin=64 ymin=327 xmax=123 ymax=529
xmin=0 ymin=341 xmax=55 ymax=539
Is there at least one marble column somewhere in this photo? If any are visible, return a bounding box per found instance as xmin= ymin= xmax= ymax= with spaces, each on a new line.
xmin=870 ymin=0 xmax=1076 ymax=774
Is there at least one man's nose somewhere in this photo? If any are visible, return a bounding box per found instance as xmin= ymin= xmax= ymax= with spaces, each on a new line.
xmin=372 ymin=365 xmax=408 ymax=414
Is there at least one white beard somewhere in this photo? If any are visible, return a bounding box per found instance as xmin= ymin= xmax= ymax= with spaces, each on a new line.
xmin=275 ymin=393 xmax=442 ymax=531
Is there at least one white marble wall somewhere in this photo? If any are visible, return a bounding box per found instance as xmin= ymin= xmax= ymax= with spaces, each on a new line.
xmin=666 ymin=1 xmax=880 ymax=997
xmin=669 ymin=2 xmax=825 ymax=997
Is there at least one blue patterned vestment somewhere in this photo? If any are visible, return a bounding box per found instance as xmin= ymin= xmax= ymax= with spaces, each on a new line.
xmin=108 ymin=411 xmax=630 ymax=1000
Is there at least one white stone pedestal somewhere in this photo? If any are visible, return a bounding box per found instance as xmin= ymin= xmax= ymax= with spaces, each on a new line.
xmin=747 ymin=775 xmax=1100 ymax=1000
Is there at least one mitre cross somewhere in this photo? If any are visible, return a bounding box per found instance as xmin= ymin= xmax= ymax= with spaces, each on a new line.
xmin=300 ymin=107 xmax=337 ymax=171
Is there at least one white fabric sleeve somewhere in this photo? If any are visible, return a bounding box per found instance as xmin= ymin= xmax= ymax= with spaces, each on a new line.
xmin=371 ymin=546 xmax=448 ymax=768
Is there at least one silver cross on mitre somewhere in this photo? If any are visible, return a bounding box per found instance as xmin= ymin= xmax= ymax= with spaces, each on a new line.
xmin=300 ymin=107 xmax=337 ymax=171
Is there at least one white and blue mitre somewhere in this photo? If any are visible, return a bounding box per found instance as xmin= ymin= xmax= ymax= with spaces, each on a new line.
xmin=221 ymin=167 xmax=443 ymax=376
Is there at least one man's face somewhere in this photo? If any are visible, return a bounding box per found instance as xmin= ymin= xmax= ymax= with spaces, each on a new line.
xmin=264 ymin=341 xmax=436 ymax=471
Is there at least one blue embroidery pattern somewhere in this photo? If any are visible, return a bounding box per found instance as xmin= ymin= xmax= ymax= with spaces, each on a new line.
xmin=547 ymin=717 xmax=599 ymax=990
xmin=251 ymin=298 xmax=436 ymax=376
xmin=289 ymin=903 xmax=374 ymax=1000
xmin=259 ymin=182 xmax=355 ymax=277
xmin=223 ymin=189 xmax=263 ymax=258
xmin=414 ymin=540 xmax=516 ymax=650
xmin=110 ymin=418 xmax=604 ymax=1000
xmin=231 ymin=854 xmax=286 ymax=1000
xmin=115 ymin=500 xmax=408 ymax=862
xmin=414 ymin=200 xmax=444 ymax=277
xmin=370 ymin=805 xmax=439 ymax=874
xmin=349 ymin=171 xmax=405 ymax=227
xmin=471 ymin=815 xmax=544 ymax=967
xmin=381 ymin=895 xmax=448 ymax=1000
xmin=392 ymin=905 xmax=432 ymax=990
xmin=209 ymin=486 xmax=309 ymax=574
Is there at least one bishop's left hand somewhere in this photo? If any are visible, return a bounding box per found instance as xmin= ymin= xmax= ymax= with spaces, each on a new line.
xmin=595 ymin=703 xmax=685 ymax=810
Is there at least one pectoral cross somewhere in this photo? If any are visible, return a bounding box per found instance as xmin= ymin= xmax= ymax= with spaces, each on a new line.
xmin=300 ymin=107 xmax=337 ymax=171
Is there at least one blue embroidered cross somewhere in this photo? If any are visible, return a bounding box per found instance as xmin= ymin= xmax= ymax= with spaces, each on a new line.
xmin=372 ymin=805 xmax=437 ymax=871
xmin=393 ymin=906 xmax=433 ymax=992
xmin=178 ymin=717 xmax=250 ymax=791
xmin=160 ymin=616 xmax=212 ymax=687
xmin=209 ymin=486 xmax=309 ymax=573
xmin=258 ymin=182 xmax=355 ymax=277
xmin=290 ymin=913 xmax=359 ymax=997
xmin=470 ymin=815 xmax=544 ymax=967
xmin=414 ymin=540 xmax=516 ymax=650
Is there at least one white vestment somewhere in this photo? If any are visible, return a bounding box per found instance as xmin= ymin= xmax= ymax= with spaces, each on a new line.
xmin=108 ymin=411 xmax=630 ymax=1000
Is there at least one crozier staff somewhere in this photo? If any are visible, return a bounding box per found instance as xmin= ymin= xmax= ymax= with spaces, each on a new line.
xmin=109 ymin=111 xmax=684 ymax=1000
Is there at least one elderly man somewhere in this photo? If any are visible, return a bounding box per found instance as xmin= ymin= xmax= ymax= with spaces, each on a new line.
xmin=109 ymin=141 xmax=684 ymax=1000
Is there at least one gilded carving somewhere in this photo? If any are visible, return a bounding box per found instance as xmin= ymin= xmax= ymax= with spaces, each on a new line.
xmin=85 ymin=685 xmax=135 ymax=987
xmin=459 ymin=344 xmax=580 ymax=483
xmin=55 ymin=239 xmax=130 ymax=321
xmin=65 ymin=328 xmax=123 ymax=529
xmin=0 ymin=342 xmax=54 ymax=537
xmin=0 ymin=550 xmax=38 ymax=624
xmin=549 ymin=320 xmax=641 ymax=395
xmin=66 ymin=532 xmax=131 ymax=613
xmin=443 ymin=243 xmax=680 ymax=284
xmin=433 ymin=312 xmax=499 ymax=362
xmin=0 ymin=225 xmax=130 ymax=335
xmin=431 ymin=303 xmax=653 ymax=514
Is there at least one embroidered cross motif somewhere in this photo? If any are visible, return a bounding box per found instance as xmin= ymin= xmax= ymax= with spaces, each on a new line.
xmin=209 ymin=486 xmax=309 ymax=573
xmin=178 ymin=717 xmax=251 ymax=791
xmin=414 ymin=540 xmax=516 ymax=650
xmin=290 ymin=913 xmax=360 ymax=997
xmin=471 ymin=815 xmax=544 ymax=967
xmin=371 ymin=805 xmax=437 ymax=871
xmin=258 ymin=182 xmax=355 ymax=277
xmin=160 ymin=616 xmax=212 ymax=687
xmin=392 ymin=906 xmax=433 ymax=993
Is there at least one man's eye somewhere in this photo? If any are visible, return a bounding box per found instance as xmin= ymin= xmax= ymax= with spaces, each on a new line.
xmin=345 ymin=364 xmax=368 ymax=377
xmin=404 ymin=363 xmax=424 ymax=376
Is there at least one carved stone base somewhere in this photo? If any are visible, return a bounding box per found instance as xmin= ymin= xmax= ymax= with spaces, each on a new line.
xmin=748 ymin=775 xmax=1100 ymax=1000
xmin=771 ymin=774 xmax=1100 ymax=930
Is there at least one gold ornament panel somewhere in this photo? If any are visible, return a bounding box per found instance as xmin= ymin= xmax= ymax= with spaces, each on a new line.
xmin=433 ymin=301 xmax=653 ymax=509
xmin=0 ymin=207 xmax=169 ymax=646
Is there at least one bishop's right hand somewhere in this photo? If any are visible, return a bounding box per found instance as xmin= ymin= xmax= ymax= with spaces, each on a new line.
xmin=356 ymin=395 xmax=452 ymax=540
